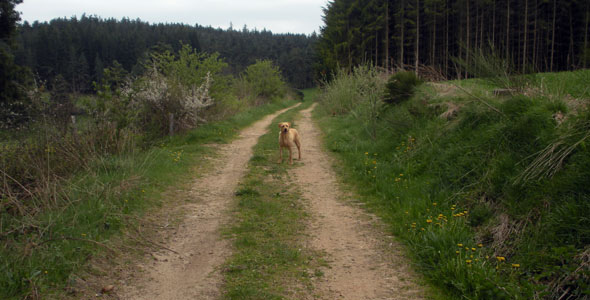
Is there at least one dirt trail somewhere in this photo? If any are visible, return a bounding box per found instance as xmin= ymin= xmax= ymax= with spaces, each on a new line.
xmin=294 ymin=104 xmax=426 ymax=300
xmin=119 ymin=104 xmax=299 ymax=299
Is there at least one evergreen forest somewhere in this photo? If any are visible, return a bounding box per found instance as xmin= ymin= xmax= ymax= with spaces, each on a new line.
xmin=13 ymin=15 xmax=318 ymax=93
xmin=317 ymin=0 xmax=590 ymax=78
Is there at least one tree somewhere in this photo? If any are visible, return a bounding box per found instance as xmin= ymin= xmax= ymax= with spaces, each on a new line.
xmin=1 ymin=0 xmax=33 ymax=128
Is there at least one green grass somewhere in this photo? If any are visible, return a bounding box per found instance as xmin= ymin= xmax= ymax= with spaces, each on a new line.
xmin=313 ymin=69 xmax=590 ymax=299
xmin=221 ymin=94 xmax=322 ymax=299
xmin=0 ymin=99 xmax=298 ymax=299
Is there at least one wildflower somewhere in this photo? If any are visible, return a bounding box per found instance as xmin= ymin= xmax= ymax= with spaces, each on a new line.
xmin=365 ymin=152 xmax=368 ymax=155
xmin=496 ymin=256 xmax=506 ymax=262
xmin=456 ymin=250 xmax=460 ymax=254
xmin=466 ymin=259 xmax=472 ymax=264
xmin=399 ymin=173 xmax=404 ymax=176
xmin=471 ymin=248 xmax=476 ymax=251
xmin=457 ymin=243 xmax=463 ymax=247
xmin=405 ymin=211 xmax=409 ymax=214
xmin=426 ymin=219 xmax=433 ymax=223
xmin=511 ymin=264 xmax=520 ymax=268
xmin=81 ymin=233 xmax=86 ymax=237
xmin=433 ymin=202 xmax=437 ymax=206
xmin=421 ymin=228 xmax=425 ymax=231
xmin=44 ymin=270 xmax=48 ymax=274
xmin=477 ymin=243 xmax=483 ymax=248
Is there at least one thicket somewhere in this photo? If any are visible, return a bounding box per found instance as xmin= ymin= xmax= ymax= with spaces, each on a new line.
xmin=315 ymin=65 xmax=590 ymax=299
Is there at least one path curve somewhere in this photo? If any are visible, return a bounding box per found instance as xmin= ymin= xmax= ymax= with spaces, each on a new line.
xmin=294 ymin=104 xmax=426 ymax=300
xmin=119 ymin=103 xmax=300 ymax=299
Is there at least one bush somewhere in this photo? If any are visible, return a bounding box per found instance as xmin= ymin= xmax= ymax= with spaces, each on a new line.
xmin=241 ymin=60 xmax=286 ymax=103
xmin=383 ymin=71 xmax=423 ymax=105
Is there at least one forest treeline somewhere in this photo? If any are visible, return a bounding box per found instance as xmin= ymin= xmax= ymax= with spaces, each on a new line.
xmin=317 ymin=0 xmax=590 ymax=78
xmin=13 ymin=15 xmax=318 ymax=93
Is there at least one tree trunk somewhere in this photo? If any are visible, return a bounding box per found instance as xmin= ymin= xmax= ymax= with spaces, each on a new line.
xmin=550 ymin=0 xmax=556 ymax=72
xmin=585 ymin=0 xmax=589 ymax=68
xmin=533 ymin=0 xmax=538 ymax=71
xmin=431 ymin=1 xmax=437 ymax=68
xmin=523 ymin=0 xmax=528 ymax=73
xmin=400 ymin=0 xmax=405 ymax=69
xmin=445 ymin=0 xmax=449 ymax=77
xmin=385 ymin=0 xmax=390 ymax=70
xmin=466 ymin=0 xmax=470 ymax=78
xmin=492 ymin=0 xmax=496 ymax=47
xmin=568 ymin=5 xmax=574 ymax=69
xmin=506 ymin=0 xmax=510 ymax=61
xmin=415 ymin=0 xmax=420 ymax=76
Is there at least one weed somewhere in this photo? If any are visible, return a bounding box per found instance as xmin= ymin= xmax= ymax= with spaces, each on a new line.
xmin=314 ymin=68 xmax=590 ymax=299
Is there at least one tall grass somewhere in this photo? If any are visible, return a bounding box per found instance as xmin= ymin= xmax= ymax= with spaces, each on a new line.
xmin=314 ymin=66 xmax=590 ymax=299
xmin=0 ymin=97 xmax=298 ymax=299
xmin=222 ymin=98 xmax=320 ymax=299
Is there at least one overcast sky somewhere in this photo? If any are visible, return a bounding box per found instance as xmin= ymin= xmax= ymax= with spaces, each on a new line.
xmin=16 ymin=0 xmax=328 ymax=35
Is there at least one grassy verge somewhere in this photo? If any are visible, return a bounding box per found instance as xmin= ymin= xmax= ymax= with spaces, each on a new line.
xmin=0 ymin=99 xmax=298 ymax=299
xmin=313 ymin=68 xmax=590 ymax=299
xmin=221 ymin=94 xmax=322 ymax=299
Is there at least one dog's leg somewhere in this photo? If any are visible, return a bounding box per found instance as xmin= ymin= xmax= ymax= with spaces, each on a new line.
xmin=278 ymin=146 xmax=283 ymax=164
xmin=288 ymin=146 xmax=293 ymax=165
xmin=295 ymin=139 xmax=301 ymax=160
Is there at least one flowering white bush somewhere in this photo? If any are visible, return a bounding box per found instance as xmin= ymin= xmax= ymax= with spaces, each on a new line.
xmin=132 ymin=64 xmax=214 ymax=133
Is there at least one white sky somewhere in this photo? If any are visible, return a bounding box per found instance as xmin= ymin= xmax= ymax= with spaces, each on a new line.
xmin=16 ymin=0 xmax=328 ymax=35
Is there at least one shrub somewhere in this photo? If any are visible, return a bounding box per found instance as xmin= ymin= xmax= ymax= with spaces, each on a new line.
xmin=241 ymin=60 xmax=286 ymax=103
xmin=383 ymin=71 xmax=423 ymax=105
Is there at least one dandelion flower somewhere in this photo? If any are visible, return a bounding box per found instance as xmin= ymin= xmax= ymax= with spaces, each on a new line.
xmin=478 ymin=243 xmax=483 ymax=248
xmin=496 ymin=256 xmax=506 ymax=262
xmin=457 ymin=243 xmax=463 ymax=247
xmin=511 ymin=264 xmax=520 ymax=268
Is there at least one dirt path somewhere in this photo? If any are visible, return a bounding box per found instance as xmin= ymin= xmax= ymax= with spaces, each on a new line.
xmin=119 ymin=104 xmax=299 ymax=299
xmin=294 ymin=104 xmax=426 ymax=300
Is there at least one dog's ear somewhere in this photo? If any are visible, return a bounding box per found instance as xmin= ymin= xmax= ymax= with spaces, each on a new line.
xmin=278 ymin=123 xmax=282 ymax=128
xmin=287 ymin=122 xmax=291 ymax=127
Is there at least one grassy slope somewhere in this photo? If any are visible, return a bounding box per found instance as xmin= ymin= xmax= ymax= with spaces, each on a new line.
xmin=221 ymin=93 xmax=322 ymax=299
xmin=0 ymin=99 xmax=298 ymax=299
xmin=313 ymin=70 xmax=590 ymax=299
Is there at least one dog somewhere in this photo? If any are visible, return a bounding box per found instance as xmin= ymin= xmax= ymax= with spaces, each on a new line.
xmin=278 ymin=122 xmax=301 ymax=165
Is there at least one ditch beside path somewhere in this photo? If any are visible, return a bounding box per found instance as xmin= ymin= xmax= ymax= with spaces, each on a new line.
xmin=118 ymin=103 xmax=300 ymax=299
xmin=294 ymin=103 xmax=426 ymax=299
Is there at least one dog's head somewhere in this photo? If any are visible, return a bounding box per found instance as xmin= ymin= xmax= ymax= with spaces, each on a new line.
xmin=278 ymin=122 xmax=291 ymax=134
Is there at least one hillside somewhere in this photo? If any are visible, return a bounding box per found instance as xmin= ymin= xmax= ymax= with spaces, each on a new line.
xmin=314 ymin=67 xmax=590 ymax=299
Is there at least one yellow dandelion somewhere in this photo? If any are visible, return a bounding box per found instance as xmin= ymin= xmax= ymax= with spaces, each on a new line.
xmin=496 ymin=256 xmax=506 ymax=262
xmin=426 ymin=219 xmax=433 ymax=223
xmin=471 ymin=248 xmax=476 ymax=251
xmin=466 ymin=259 xmax=472 ymax=264
xmin=478 ymin=243 xmax=483 ymax=248
xmin=511 ymin=264 xmax=520 ymax=268
xmin=457 ymin=243 xmax=463 ymax=247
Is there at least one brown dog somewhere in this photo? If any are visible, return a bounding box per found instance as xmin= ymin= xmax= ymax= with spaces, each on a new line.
xmin=278 ymin=122 xmax=301 ymax=165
